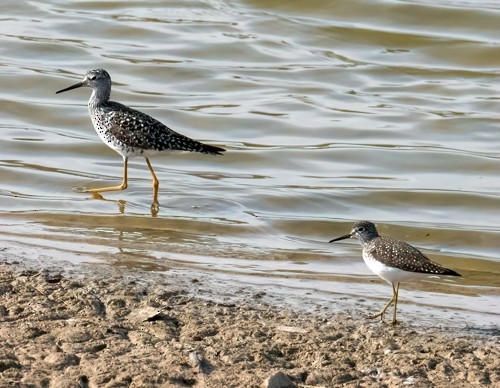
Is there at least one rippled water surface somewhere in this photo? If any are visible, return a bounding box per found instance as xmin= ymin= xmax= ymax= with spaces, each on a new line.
xmin=1 ymin=0 xmax=499 ymax=325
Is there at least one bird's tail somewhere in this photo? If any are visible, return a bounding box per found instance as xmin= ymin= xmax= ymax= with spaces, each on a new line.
xmin=441 ymin=268 xmax=461 ymax=277
xmin=198 ymin=142 xmax=226 ymax=155
xmin=164 ymin=133 xmax=225 ymax=155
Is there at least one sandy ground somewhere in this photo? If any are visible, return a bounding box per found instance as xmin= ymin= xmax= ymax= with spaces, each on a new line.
xmin=0 ymin=258 xmax=498 ymax=388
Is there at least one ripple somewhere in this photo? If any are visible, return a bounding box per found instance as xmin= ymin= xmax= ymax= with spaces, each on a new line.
xmin=0 ymin=0 xmax=498 ymax=319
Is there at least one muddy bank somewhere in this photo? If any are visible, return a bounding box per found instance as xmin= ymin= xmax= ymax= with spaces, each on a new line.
xmin=0 ymin=260 xmax=498 ymax=387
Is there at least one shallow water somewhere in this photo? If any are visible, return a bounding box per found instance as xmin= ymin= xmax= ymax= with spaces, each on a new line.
xmin=0 ymin=0 xmax=499 ymax=326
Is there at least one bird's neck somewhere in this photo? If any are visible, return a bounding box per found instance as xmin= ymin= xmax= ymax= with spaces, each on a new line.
xmin=359 ymin=234 xmax=379 ymax=244
xmin=88 ymin=88 xmax=110 ymax=109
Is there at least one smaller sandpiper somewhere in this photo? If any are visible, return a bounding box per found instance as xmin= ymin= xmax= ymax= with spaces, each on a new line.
xmin=329 ymin=220 xmax=461 ymax=324
xmin=56 ymin=68 xmax=225 ymax=205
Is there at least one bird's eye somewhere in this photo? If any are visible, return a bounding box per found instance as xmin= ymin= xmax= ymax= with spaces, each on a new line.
xmin=89 ymin=75 xmax=96 ymax=80
xmin=357 ymin=227 xmax=365 ymax=232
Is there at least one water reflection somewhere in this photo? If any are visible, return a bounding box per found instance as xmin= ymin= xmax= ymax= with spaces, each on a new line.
xmin=90 ymin=193 xmax=127 ymax=215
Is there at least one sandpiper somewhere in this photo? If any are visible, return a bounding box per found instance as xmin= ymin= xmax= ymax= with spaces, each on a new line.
xmin=330 ymin=220 xmax=461 ymax=324
xmin=56 ymin=69 xmax=225 ymax=205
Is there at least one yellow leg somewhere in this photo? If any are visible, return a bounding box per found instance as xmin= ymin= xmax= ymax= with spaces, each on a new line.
xmin=145 ymin=157 xmax=159 ymax=206
xmin=390 ymin=282 xmax=400 ymax=325
xmin=84 ymin=157 xmax=128 ymax=193
xmin=367 ymin=282 xmax=399 ymax=324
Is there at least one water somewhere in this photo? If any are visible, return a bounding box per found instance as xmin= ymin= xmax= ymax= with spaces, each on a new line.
xmin=0 ymin=0 xmax=499 ymax=326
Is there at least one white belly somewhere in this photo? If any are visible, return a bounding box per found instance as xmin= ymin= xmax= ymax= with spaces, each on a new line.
xmin=362 ymin=251 xmax=429 ymax=284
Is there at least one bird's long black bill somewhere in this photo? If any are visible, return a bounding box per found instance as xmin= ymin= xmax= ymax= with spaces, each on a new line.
xmin=329 ymin=234 xmax=351 ymax=243
xmin=56 ymin=81 xmax=84 ymax=94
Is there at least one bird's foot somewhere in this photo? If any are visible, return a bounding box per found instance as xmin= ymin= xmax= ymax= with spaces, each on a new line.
xmin=366 ymin=311 xmax=385 ymax=322
xmin=79 ymin=184 xmax=127 ymax=193
xmin=72 ymin=186 xmax=90 ymax=193
xmin=151 ymin=201 xmax=160 ymax=217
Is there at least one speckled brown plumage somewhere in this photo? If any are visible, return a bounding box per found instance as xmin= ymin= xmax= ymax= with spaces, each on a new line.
xmin=365 ymin=236 xmax=460 ymax=275
xmin=56 ymin=68 xmax=225 ymax=203
xmin=57 ymin=68 xmax=225 ymax=157
xmin=334 ymin=220 xmax=461 ymax=275
xmin=329 ymin=220 xmax=462 ymax=324
xmin=91 ymin=101 xmax=224 ymax=156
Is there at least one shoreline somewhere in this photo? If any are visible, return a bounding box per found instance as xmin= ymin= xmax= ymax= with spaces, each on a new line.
xmin=0 ymin=258 xmax=498 ymax=387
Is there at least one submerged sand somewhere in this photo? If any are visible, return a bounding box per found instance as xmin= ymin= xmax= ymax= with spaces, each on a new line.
xmin=0 ymin=259 xmax=498 ymax=387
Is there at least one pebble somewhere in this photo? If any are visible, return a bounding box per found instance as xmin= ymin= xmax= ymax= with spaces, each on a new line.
xmin=262 ymin=371 xmax=296 ymax=388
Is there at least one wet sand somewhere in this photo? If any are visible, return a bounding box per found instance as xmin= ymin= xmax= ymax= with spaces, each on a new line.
xmin=0 ymin=258 xmax=498 ymax=388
